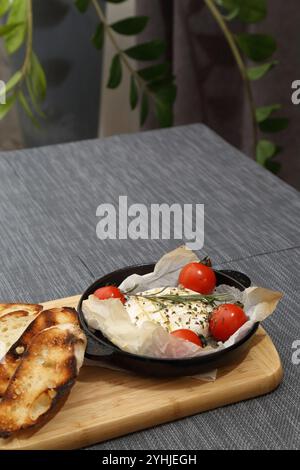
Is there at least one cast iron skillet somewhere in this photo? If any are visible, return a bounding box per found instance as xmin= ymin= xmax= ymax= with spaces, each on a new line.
xmin=77 ymin=264 xmax=258 ymax=377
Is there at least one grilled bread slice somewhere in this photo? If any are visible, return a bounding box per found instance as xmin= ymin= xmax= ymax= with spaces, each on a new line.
xmin=0 ymin=307 xmax=79 ymax=397
xmin=0 ymin=305 xmax=43 ymax=361
xmin=0 ymin=303 xmax=42 ymax=318
xmin=0 ymin=323 xmax=86 ymax=437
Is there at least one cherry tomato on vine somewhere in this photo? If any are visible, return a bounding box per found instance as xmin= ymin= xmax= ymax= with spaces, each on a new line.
xmin=94 ymin=286 xmax=126 ymax=304
xmin=209 ymin=303 xmax=247 ymax=342
xmin=171 ymin=329 xmax=203 ymax=347
xmin=178 ymin=262 xmax=216 ymax=294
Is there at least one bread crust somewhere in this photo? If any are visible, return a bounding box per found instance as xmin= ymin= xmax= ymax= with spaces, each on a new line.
xmin=0 ymin=304 xmax=42 ymax=318
xmin=0 ymin=305 xmax=43 ymax=362
xmin=0 ymin=307 xmax=79 ymax=397
xmin=0 ymin=324 xmax=86 ymax=437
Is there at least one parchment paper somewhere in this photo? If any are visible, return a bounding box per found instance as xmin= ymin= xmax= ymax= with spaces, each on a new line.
xmin=83 ymin=245 xmax=282 ymax=365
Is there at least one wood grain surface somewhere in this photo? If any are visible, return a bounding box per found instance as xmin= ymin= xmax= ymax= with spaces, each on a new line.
xmin=0 ymin=295 xmax=283 ymax=450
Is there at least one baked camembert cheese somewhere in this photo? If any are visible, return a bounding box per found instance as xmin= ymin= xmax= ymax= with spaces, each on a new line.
xmin=125 ymin=287 xmax=213 ymax=337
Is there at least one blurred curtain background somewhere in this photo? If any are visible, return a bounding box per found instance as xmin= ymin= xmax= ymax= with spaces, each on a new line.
xmin=0 ymin=0 xmax=299 ymax=190
xmin=137 ymin=0 xmax=300 ymax=190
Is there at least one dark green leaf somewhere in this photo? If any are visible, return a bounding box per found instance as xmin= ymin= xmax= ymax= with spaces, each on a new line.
xmin=237 ymin=0 xmax=267 ymax=22
xmin=218 ymin=0 xmax=266 ymax=23
xmin=140 ymin=92 xmax=149 ymax=126
xmin=0 ymin=0 xmax=10 ymax=17
xmin=151 ymin=82 xmax=177 ymax=104
xmin=155 ymin=100 xmax=173 ymax=128
xmin=107 ymin=54 xmax=122 ymax=89
xmin=259 ymin=117 xmax=289 ymax=133
xmin=151 ymin=79 xmax=176 ymax=127
xmin=0 ymin=22 xmax=24 ymax=37
xmin=18 ymin=91 xmax=40 ymax=127
xmin=130 ymin=76 xmax=138 ymax=110
xmin=255 ymin=104 xmax=281 ymax=123
xmin=223 ymin=7 xmax=239 ymax=21
xmin=74 ymin=0 xmax=90 ymax=13
xmin=29 ymin=53 xmax=47 ymax=102
xmin=236 ymin=34 xmax=277 ymax=61
xmin=138 ymin=63 xmax=170 ymax=81
xmin=111 ymin=16 xmax=148 ymax=35
xmin=0 ymin=93 xmax=17 ymax=119
xmin=256 ymin=139 xmax=276 ymax=166
xmin=265 ymin=160 xmax=281 ymax=174
xmin=5 ymin=0 xmax=27 ymax=54
xmin=92 ymin=23 xmax=104 ymax=50
xmin=125 ymin=40 xmax=165 ymax=61
xmin=247 ymin=61 xmax=278 ymax=80
xmin=26 ymin=77 xmax=46 ymax=118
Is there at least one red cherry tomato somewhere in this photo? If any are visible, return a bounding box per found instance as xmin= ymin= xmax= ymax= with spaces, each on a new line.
xmin=178 ymin=262 xmax=216 ymax=294
xmin=209 ymin=303 xmax=247 ymax=342
xmin=94 ymin=286 xmax=126 ymax=304
xmin=171 ymin=329 xmax=203 ymax=347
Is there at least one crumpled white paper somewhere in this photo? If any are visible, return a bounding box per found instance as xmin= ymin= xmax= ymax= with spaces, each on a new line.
xmin=82 ymin=246 xmax=283 ymax=361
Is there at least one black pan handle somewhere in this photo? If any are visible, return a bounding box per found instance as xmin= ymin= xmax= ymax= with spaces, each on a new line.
xmin=215 ymin=269 xmax=251 ymax=290
xmin=84 ymin=332 xmax=115 ymax=360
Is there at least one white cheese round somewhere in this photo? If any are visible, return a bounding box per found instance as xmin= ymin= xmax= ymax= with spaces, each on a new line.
xmin=125 ymin=286 xmax=212 ymax=337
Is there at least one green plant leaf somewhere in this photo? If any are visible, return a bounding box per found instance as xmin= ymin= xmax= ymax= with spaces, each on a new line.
xmin=150 ymin=79 xmax=176 ymax=127
xmin=259 ymin=117 xmax=289 ymax=133
xmin=18 ymin=91 xmax=40 ymax=127
xmin=223 ymin=7 xmax=239 ymax=21
xmin=4 ymin=0 xmax=27 ymax=54
xmin=265 ymin=160 xmax=281 ymax=174
xmin=236 ymin=34 xmax=277 ymax=61
xmin=150 ymin=82 xmax=177 ymax=104
xmin=138 ymin=63 xmax=170 ymax=81
xmin=0 ymin=0 xmax=10 ymax=17
xmin=26 ymin=76 xmax=46 ymax=118
xmin=256 ymin=139 xmax=276 ymax=165
xmin=92 ymin=23 xmax=104 ymax=50
xmin=155 ymin=100 xmax=173 ymax=128
xmin=130 ymin=76 xmax=138 ymax=110
xmin=140 ymin=92 xmax=149 ymax=126
xmin=255 ymin=104 xmax=281 ymax=123
xmin=218 ymin=0 xmax=266 ymax=23
xmin=125 ymin=40 xmax=165 ymax=61
xmin=29 ymin=53 xmax=47 ymax=102
xmin=247 ymin=61 xmax=278 ymax=80
xmin=0 ymin=93 xmax=17 ymax=119
xmin=0 ymin=97 xmax=15 ymax=120
xmin=74 ymin=0 xmax=90 ymax=13
xmin=0 ymin=22 xmax=24 ymax=37
xmin=107 ymin=54 xmax=122 ymax=89
xmin=111 ymin=16 xmax=149 ymax=35
xmin=0 ymin=70 xmax=22 ymax=97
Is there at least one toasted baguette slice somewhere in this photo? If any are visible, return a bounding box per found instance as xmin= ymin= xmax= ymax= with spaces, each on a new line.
xmin=0 ymin=307 xmax=79 ymax=397
xmin=0 ymin=324 xmax=86 ymax=437
xmin=0 ymin=305 xmax=43 ymax=361
xmin=0 ymin=303 xmax=42 ymax=318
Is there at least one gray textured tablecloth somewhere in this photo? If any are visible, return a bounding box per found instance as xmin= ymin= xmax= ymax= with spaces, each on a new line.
xmin=0 ymin=124 xmax=299 ymax=450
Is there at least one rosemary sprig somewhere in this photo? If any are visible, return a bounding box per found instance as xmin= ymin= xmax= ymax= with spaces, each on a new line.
xmin=129 ymin=292 xmax=234 ymax=305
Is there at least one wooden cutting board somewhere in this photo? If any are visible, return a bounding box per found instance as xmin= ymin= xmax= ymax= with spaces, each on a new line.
xmin=0 ymin=295 xmax=283 ymax=450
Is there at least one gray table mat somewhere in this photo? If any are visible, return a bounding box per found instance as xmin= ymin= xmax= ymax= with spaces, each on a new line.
xmin=0 ymin=124 xmax=299 ymax=449
xmin=88 ymin=248 xmax=299 ymax=451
